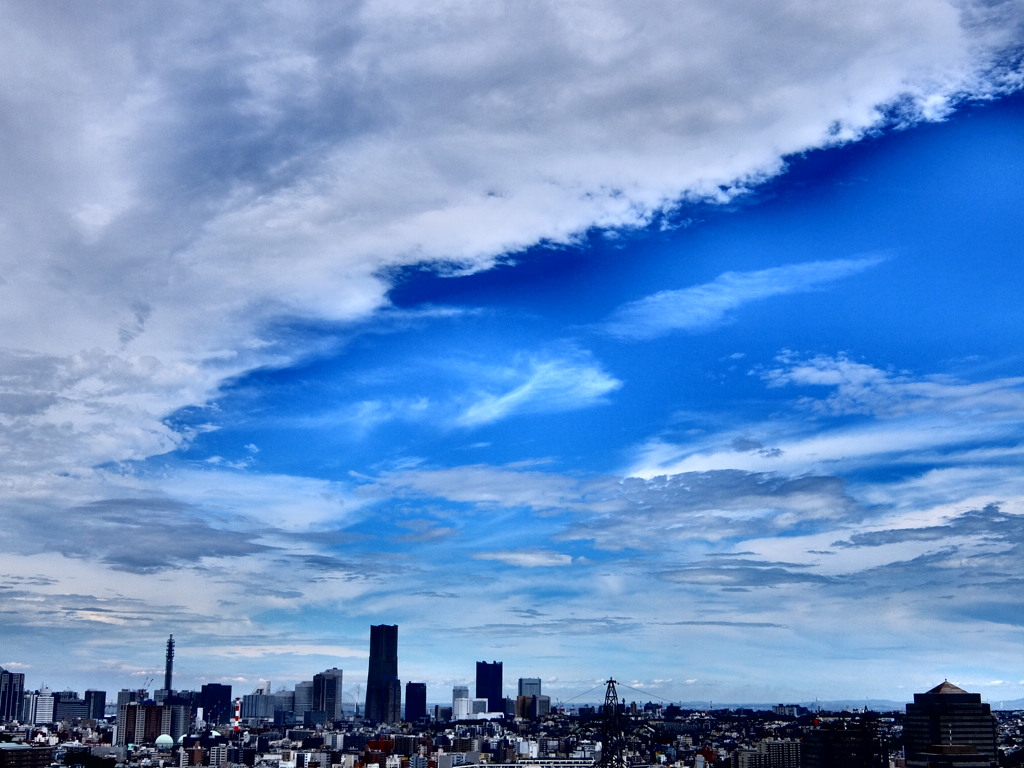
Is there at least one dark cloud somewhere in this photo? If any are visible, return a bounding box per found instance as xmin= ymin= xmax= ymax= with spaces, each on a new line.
xmin=659 ymin=620 xmax=787 ymax=628
xmin=0 ymin=496 xmax=273 ymax=573
xmin=833 ymin=503 xmax=1015 ymax=548
xmin=732 ymin=437 xmax=764 ymax=452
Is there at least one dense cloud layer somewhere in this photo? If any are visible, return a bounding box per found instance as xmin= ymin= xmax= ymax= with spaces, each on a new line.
xmin=1 ymin=0 xmax=1020 ymax=482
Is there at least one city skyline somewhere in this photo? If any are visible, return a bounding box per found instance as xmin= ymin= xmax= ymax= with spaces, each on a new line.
xmin=1 ymin=2 xmax=1024 ymax=706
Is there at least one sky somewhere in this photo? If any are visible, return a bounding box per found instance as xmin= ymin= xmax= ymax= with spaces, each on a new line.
xmin=1 ymin=0 xmax=1024 ymax=709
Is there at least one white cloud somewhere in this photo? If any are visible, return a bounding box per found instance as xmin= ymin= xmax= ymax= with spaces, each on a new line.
xmin=473 ymin=549 xmax=574 ymax=567
xmin=456 ymin=352 xmax=621 ymax=427
xmin=361 ymin=463 xmax=594 ymax=512
xmin=761 ymin=352 xmax=1024 ymax=417
xmin=627 ymin=357 xmax=1024 ymax=478
xmin=0 ymin=1 xmax=1017 ymax=489
xmin=601 ymin=257 xmax=883 ymax=339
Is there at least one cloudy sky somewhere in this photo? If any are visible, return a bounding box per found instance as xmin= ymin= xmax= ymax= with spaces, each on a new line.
xmin=2 ymin=0 xmax=1024 ymax=708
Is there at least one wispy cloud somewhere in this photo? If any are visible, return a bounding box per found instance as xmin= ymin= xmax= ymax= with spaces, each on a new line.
xmin=473 ymin=549 xmax=575 ymax=567
xmin=456 ymin=350 xmax=621 ymax=426
xmin=627 ymin=356 xmax=1024 ymax=478
xmin=761 ymin=352 xmax=1024 ymax=417
xmin=601 ymin=257 xmax=883 ymax=339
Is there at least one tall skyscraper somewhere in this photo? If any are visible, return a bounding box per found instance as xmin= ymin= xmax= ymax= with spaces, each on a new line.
xmin=452 ymin=685 xmax=469 ymax=705
xmin=0 ymin=667 xmax=25 ymax=722
xmin=364 ymin=624 xmax=400 ymax=723
xmin=84 ymin=690 xmax=106 ymax=721
xmin=313 ymin=668 xmax=344 ymax=721
xmin=405 ymin=682 xmax=427 ymax=722
xmin=904 ymin=681 xmax=998 ymax=768
xmin=293 ymin=681 xmax=314 ymax=719
xmin=475 ymin=661 xmax=502 ymax=713
xmin=518 ymin=678 xmax=541 ymax=698
xmin=199 ymin=683 xmax=232 ymax=725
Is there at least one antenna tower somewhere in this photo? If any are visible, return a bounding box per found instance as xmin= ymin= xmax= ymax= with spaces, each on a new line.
xmin=594 ymin=679 xmax=629 ymax=768
xmin=164 ymin=634 xmax=175 ymax=692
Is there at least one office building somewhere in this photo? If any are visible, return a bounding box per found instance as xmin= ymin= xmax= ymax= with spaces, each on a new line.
xmin=200 ymin=683 xmax=232 ymax=725
xmin=0 ymin=668 xmax=25 ymax=722
xmin=84 ymin=690 xmax=106 ymax=721
xmin=313 ymin=668 xmax=344 ymax=721
xmin=405 ymin=682 xmax=427 ymax=722
xmin=518 ymin=678 xmax=541 ymax=698
xmin=802 ymin=720 xmax=886 ymax=768
xmin=53 ymin=691 xmax=87 ymax=721
xmin=904 ymin=681 xmax=998 ymax=768
xmin=453 ymin=685 xmax=469 ymax=705
xmin=515 ymin=693 xmax=551 ymax=719
xmin=32 ymin=689 xmax=54 ymax=725
xmin=475 ymin=661 xmax=502 ymax=713
xmin=0 ymin=743 xmax=55 ymax=768
xmin=364 ymin=624 xmax=400 ymax=723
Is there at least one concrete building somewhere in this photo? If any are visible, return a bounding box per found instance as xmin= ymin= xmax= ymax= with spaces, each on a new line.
xmin=313 ymin=667 xmax=344 ymax=721
xmin=475 ymin=661 xmax=502 ymax=713
xmin=115 ymin=702 xmax=188 ymax=745
xmin=405 ymin=682 xmax=427 ymax=722
xmin=32 ymin=689 xmax=54 ymax=725
xmin=84 ymin=689 xmax=107 ymax=721
xmin=53 ymin=691 xmax=87 ymax=721
xmin=200 ymin=683 xmax=233 ymax=725
xmin=365 ymin=625 xmax=400 ymax=723
xmin=904 ymin=681 xmax=998 ymax=768
xmin=293 ymin=680 xmax=313 ymax=720
xmin=0 ymin=668 xmax=25 ymax=722
xmin=0 ymin=744 xmax=54 ymax=768
xmin=518 ymin=678 xmax=542 ymax=698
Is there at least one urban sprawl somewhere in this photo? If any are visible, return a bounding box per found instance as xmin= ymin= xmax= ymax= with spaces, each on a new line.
xmin=2 ymin=627 xmax=1022 ymax=768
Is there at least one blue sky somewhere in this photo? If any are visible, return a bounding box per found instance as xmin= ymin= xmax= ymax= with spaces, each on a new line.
xmin=1 ymin=1 xmax=1024 ymax=707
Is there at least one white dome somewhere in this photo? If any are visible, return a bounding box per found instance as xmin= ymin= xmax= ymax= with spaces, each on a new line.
xmin=155 ymin=734 xmax=174 ymax=749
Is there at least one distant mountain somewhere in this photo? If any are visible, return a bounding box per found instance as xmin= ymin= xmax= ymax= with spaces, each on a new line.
xmin=655 ymin=697 xmax=1024 ymax=712
xmin=668 ymin=699 xmax=907 ymax=713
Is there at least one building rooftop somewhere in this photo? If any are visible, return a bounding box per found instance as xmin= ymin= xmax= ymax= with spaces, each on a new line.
xmin=925 ymin=681 xmax=970 ymax=695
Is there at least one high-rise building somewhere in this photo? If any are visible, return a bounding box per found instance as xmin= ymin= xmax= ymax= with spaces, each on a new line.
xmin=115 ymin=702 xmax=188 ymax=745
xmin=364 ymin=625 xmax=400 ymax=723
xmin=33 ymin=689 xmax=54 ymax=725
xmin=453 ymin=685 xmax=469 ymax=705
xmin=199 ymin=684 xmax=232 ymax=725
xmin=405 ymin=682 xmax=427 ymax=722
xmin=0 ymin=667 xmax=25 ymax=722
xmin=518 ymin=678 xmax=541 ymax=698
xmin=904 ymin=681 xmax=998 ymax=768
xmin=313 ymin=668 xmax=344 ymax=721
xmin=53 ymin=691 xmax=87 ymax=721
xmin=802 ymin=719 xmax=886 ymax=768
xmin=293 ymin=681 xmax=313 ymax=719
xmin=475 ymin=661 xmax=502 ymax=713
xmin=83 ymin=690 xmax=106 ymax=721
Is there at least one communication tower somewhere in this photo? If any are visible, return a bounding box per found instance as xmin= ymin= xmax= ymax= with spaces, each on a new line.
xmin=164 ymin=634 xmax=175 ymax=692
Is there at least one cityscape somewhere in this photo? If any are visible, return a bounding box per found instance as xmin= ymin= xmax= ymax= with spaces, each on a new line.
xmin=3 ymin=6 xmax=1024 ymax=768
xmin=2 ymin=627 xmax=1023 ymax=768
